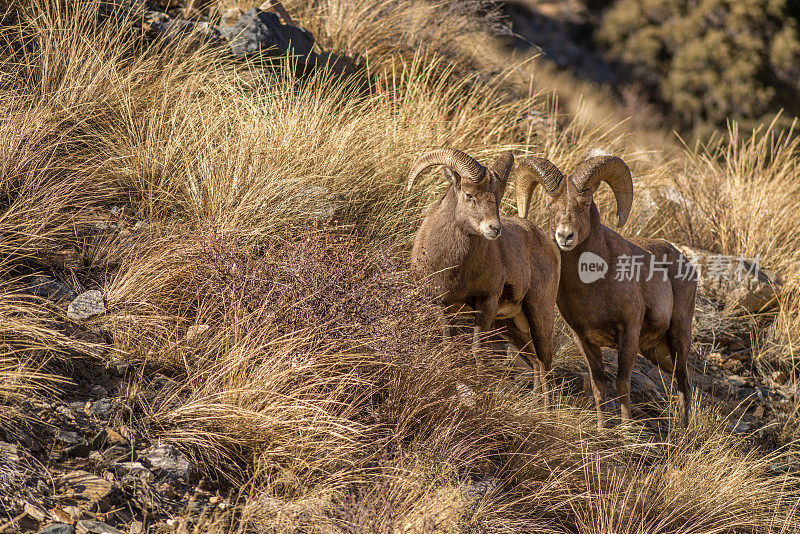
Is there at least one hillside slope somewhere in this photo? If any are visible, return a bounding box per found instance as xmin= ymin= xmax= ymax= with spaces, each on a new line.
xmin=0 ymin=1 xmax=799 ymax=533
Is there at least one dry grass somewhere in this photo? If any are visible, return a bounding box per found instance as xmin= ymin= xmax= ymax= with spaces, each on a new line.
xmin=0 ymin=0 xmax=798 ymax=532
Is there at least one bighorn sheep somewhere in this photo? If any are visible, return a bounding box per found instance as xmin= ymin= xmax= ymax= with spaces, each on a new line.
xmin=407 ymin=148 xmax=561 ymax=399
xmin=517 ymin=155 xmax=697 ymax=427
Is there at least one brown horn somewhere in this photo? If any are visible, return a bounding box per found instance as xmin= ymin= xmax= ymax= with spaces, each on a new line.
xmin=490 ymin=152 xmax=514 ymax=182
xmin=406 ymin=148 xmax=486 ymax=191
xmin=516 ymin=157 xmax=564 ymax=218
xmin=571 ymin=156 xmax=633 ymax=227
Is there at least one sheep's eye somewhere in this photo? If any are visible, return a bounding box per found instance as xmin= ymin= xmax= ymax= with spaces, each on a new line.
xmin=465 ymin=193 xmax=474 ymax=201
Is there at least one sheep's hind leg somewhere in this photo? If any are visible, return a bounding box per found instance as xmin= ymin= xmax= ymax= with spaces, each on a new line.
xmin=525 ymin=306 xmax=553 ymax=409
xmin=501 ymin=318 xmax=543 ymax=398
xmin=667 ymin=323 xmax=692 ymax=429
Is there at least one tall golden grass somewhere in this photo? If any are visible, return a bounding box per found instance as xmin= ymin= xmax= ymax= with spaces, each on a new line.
xmin=0 ymin=0 xmax=798 ymax=531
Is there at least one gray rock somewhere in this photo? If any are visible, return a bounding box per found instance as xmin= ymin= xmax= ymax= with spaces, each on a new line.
xmin=70 ymin=401 xmax=88 ymax=413
xmin=37 ymin=524 xmax=76 ymax=534
xmin=76 ymin=520 xmax=125 ymax=534
xmin=728 ymin=420 xmax=751 ymax=433
xmin=143 ymin=443 xmax=191 ymax=480
xmin=56 ymin=405 xmax=77 ymax=420
xmin=55 ymin=430 xmax=85 ymax=446
xmin=674 ymin=245 xmax=782 ymax=313
xmin=111 ymin=461 xmax=150 ymax=478
xmin=465 ymin=476 xmax=498 ymax=501
xmin=25 ymin=274 xmax=77 ymax=302
xmin=217 ymin=8 xmax=315 ymax=59
xmin=67 ymin=290 xmax=106 ymax=321
xmin=89 ymin=398 xmax=115 ymax=421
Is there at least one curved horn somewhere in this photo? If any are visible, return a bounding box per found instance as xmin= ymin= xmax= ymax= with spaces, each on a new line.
xmin=571 ymin=156 xmax=633 ymax=227
xmin=490 ymin=152 xmax=514 ymax=181
xmin=516 ymin=157 xmax=564 ymax=218
xmin=406 ymin=148 xmax=486 ymax=191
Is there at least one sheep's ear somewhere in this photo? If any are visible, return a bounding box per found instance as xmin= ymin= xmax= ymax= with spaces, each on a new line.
xmin=442 ymin=167 xmax=461 ymax=188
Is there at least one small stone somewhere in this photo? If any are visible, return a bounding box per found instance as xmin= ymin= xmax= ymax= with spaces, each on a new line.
xmin=59 ymin=471 xmax=113 ymax=502
xmin=455 ymin=382 xmax=476 ymax=408
xmin=65 ymin=443 xmax=91 ymax=458
xmin=90 ymin=428 xmax=127 ymax=450
xmin=112 ymin=462 xmax=149 ymax=478
xmin=37 ymin=524 xmax=76 ymax=534
xmin=50 ymin=505 xmax=75 ymax=524
xmin=61 ymin=506 xmax=82 ymax=522
xmin=24 ymin=501 xmax=48 ymax=521
xmin=56 ymin=405 xmax=77 ymax=420
xmin=218 ymin=8 xmax=315 ymax=59
xmin=89 ymin=398 xmax=115 ymax=421
xmin=753 ymin=405 xmax=766 ymax=418
xmin=67 ymin=291 xmax=106 ymax=321
xmin=142 ymin=443 xmax=191 ymax=480
xmin=729 ymin=420 xmax=751 ymax=433
xmin=16 ymin=431 xmax=42 ymax=453
xmin=129 ymin=521 xmax=144 ymax=534
xmin=70 ymin=401 xmax=88 ymax=413
xmin=76 ymin=520 xmax=125 ymax=534
xmin=55 ymin=430 xmax=85 ymax=446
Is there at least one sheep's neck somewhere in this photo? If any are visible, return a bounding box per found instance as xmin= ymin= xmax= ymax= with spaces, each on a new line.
xmin=430 ymin=187 xmax=487 ymax=270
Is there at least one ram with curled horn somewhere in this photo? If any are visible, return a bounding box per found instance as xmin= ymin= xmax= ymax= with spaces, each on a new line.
xmin=516 ymin=155 xmax=697 ymax=428
xmin=406 ymin=148 xmax=561 ymax=401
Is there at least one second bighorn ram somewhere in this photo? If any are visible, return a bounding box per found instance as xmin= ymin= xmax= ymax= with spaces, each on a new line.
xmin=407 ymin=148 xmax=560 ymax=399
xmin=517 ymin=155 xmax=697 ymax=427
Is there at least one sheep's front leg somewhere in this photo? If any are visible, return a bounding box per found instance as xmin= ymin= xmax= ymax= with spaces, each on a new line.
xmin=434 ymin=306 xmax=451 ymax=342
xmin=472 ymin=296 xmax=499 ymax=367
xmin=574 ymin=334 xmax=607 ymax=429
xmin=616 ymin=325 xmax=642 ymax=422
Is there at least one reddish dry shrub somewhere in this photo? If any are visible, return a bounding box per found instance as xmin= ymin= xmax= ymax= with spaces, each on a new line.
xmin=186 ymin=225 xmax=435 ymax=348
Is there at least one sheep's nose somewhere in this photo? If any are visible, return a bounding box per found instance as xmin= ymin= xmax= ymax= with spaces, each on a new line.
xmin=482 ymin=222 xmax=502 ymax=239
xmin=557 ymin=230 xmax=574 ymax=243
